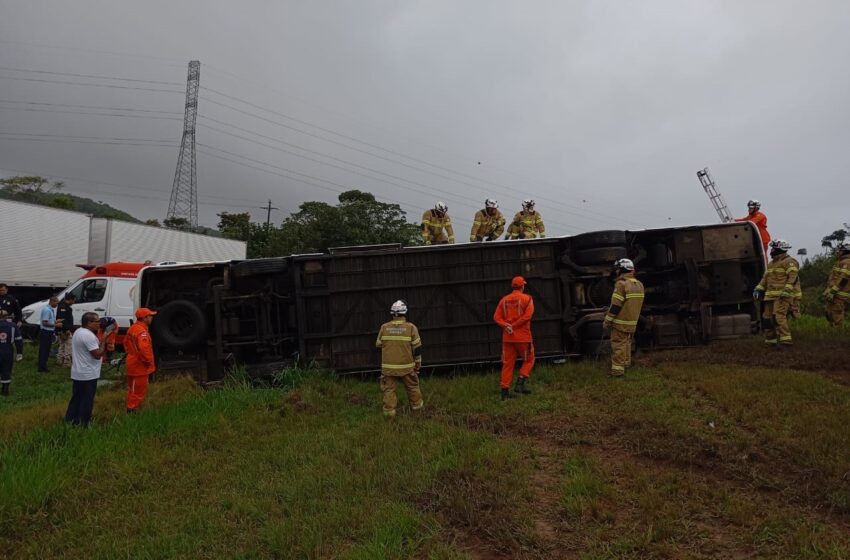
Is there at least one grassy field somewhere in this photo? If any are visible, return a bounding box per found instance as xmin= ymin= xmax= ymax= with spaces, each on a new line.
xmin=1 ymin=317 xmax=849 ymax=559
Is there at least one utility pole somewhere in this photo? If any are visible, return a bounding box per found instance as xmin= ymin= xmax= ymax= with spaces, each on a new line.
xmin=258 ymin=200 xmax=279 ymax=257
xmin=260 ymin=199 xmax=279 ymax=229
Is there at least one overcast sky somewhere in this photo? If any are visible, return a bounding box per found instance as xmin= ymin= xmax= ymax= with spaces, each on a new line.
xmin=1 ymin=0 xmax=848 ymax=253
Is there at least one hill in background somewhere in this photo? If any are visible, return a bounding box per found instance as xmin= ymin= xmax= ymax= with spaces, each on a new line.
xmin=0 ymin=185 xmax=140 ymax=223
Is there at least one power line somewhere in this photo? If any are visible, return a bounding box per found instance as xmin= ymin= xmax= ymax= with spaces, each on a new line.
xmin=0 ymin=132 xmax=175 ymax=142
xmin=0 ymin=39 xmax=188 ymax=66
xmin=0 ymin=105 xmax=182 ymax=120
xmin=200 ymin=86 xmax=647 ymax=229
xmin=0 ymin=99 xmax=182 ymax=114
xmin=0 ymin=165 xmax=268 ymax=210
xmin=0 ymin=136 xmax=177 ymax=147
xmin=199 ymin=122 xmax=587 ymax=233
xmin=0 ymin=65 xmax=183 ymax=86
xmin=0 ymin=74 xmax=183 ymax=93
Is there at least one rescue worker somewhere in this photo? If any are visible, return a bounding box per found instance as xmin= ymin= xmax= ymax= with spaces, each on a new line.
xmin=375 ymin=300 xmax=424 ymax=417
xmin=56 ymin=293 xmax=76 ymax=367
xmin=421 ymin=201 xmax=455 ymax=245
xmin=824 ymin=240 xmax=850 ymax=327
xmin=0 ymin=310 xmax=23 ymax=396
xmin=602 ymin=259 xmax=645 ymax=377
xmin=507 ymin=199 xmax=546 ymax=239
xmin=735 ymin=200 xmax=770 ymax=260
xmin=96 ymin=317 xmax=119 ymax=362
xmin=470 ymin=199 xmax=505 ymax=242
xmin=125 ymin=308 xmax=157 ymax=412
xmin=493 ymin=276 xmax=535 ymax=399
xmin=0 ymin=284 xmax=23 ymax=327
xmin=753 ymin=239 xmax=799 ymax=347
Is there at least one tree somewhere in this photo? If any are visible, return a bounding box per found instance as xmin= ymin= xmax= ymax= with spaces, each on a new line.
xmin=821 ymin=224 xmax=850 ymax=252
xmin=269 ymin=190 xmax=420 ymax=255
xmin=217 ymin=212 xmax=252 ymax=241
xmin=145 ymin=219 xmax=161 ymax=227
xmin=163 ymin=216 xmax=190 ymax=230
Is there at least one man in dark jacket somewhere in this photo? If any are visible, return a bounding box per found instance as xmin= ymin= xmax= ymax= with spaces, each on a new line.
xmin=0 ymin=284 xmax=23 ymax=327
xmin=0 ymin=310 xmax=24 ymax=396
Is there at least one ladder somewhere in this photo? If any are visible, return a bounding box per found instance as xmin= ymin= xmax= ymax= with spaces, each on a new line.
xmin=696 ymin=167 xmax=734 ymax=223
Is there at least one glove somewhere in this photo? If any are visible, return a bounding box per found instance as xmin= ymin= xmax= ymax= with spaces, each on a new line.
xmin=752 ymin=288 xmax=764 ymax=301
xmin=16 ymin=354 xmax=23 ymax=362
xmin=602 ymin=321 xmax=612 ymax=336
xmin=505 ymin=324 xmax=513 ymax=335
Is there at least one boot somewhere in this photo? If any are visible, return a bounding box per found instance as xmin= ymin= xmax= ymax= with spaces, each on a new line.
xmin=1 ymin=383 xmax=8 ymax=396
xmin=500 ymin=388 xmax=516 ymax=401
xmin=515 ymin=376 xmax=532 ymax=395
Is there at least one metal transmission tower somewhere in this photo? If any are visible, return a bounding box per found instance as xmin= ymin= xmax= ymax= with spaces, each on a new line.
xmin=167 ymin=60 xmax=200 ymax=228
xmin=696 ymin=167 xmax=734 ymax=223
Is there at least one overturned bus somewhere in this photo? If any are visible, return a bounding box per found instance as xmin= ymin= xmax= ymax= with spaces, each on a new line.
xmin=137 ymin=222 xmax=765 ymax=381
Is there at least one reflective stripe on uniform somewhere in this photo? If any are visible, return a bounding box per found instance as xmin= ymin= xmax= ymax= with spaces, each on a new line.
xmin=779 ymin=335 xmax=792 ymax=342
xmin=612 ymin=293 xmax=625 ymax=302
xmin=411 ymin=338 xmax=421 ymax=345
xmin=381 ymin=335 xmax=412 ymax=341
xmin=611 ymin=364 xmax=625 ymax=371
xmin=612 ymin=319 xmax=637 ymax=326
xmin=382 ymin=362 xmax=416 ymax=369
xmin=625 ymin=293 xmax=644 ymax=299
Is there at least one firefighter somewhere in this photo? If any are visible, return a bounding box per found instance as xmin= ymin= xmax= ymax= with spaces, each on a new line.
xmin=602 ymin=259 xmax=644 ymax=377
xmin=125 ymin=308 xmax=157 ymax=412
xmin=470 ymin=199 xmax=505 ymax=242
xmin=0 ymin=310 xmax=23 ymax=396
xmin=375 ymin=300 xmax=424 ymax=417
xmin=735 ymin=200 xmax=770 ymax=260
xmin=824 ymin=240 xmax=850 ymax=327
xmin=493 ymin=276 xmax=535 ymax=399
xmin=421 ymin=201 xmax=455 ymax=245
xmin=507 ymin=199 xmax=546 ymax=239
xmin=753 ymin=239 xmax=799 ymax=347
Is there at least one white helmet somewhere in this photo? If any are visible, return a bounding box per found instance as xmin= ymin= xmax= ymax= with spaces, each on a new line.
xmin=434 ymin=201 xmax=447 ymax=214
xmin=485 ymin=198 xmax=498 ymax=209
xmin=769 ymin=239 xmax=792 ymax=252
xmin=614 ymin=258 xmax=635 ymax=272
xmin=390 ymin=300 xmax=408 ymax=315
xmin=747 ymin=199 xmax=761 ymax=210
xmin=522 ymin=199 xmax=535 ymax=210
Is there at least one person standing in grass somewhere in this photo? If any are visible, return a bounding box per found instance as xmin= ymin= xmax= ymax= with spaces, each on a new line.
xmin=65 ymin=312 xmax=112 ymax=427
xmin=493 ymin=276 xmax=535 ymax=399
xmin=824 ymin=241 xmax=850 ymax=327
xmin=37 ymin=295 xmax=61 ymax=373
xmin=124 ymin=308 xmax=157 ymax=413
xmin=375 ymin=300 xmax=424 ymax=417
xmin=602 ymin=259 xmax=644 ymax=377
xmin=0 ymin=310 xmax=23 ymax=397
xmin=55 ymin=293 xmax=76 ymax=367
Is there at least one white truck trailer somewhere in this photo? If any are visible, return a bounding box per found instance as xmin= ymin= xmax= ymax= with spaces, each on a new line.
xmin=0 ymin=198 xmax=247 ymax=304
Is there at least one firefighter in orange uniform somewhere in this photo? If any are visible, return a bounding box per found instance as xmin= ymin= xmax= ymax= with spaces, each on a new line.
xmin=735 ymin=199 xmax=770 ymax=260
xmin=124 ymin=308 xmax=157 ymax=412
xmin=493 ymin=276 xmax=535 ymax=399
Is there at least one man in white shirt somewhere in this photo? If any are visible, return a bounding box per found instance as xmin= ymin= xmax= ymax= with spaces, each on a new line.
xmin=65 ymin=312 xmax=111 ymax=427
